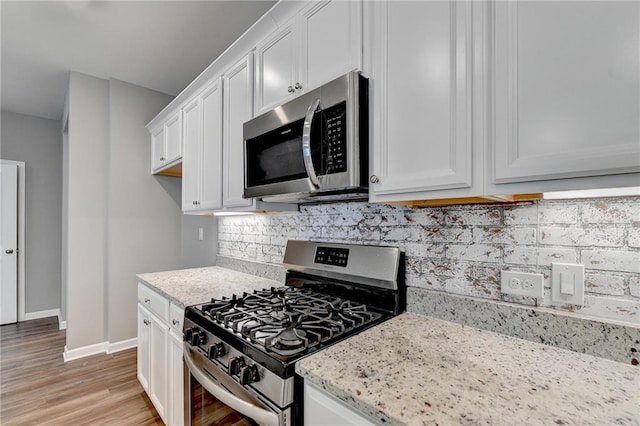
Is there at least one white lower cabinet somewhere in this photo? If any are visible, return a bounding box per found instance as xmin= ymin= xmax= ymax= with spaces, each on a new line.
xmin=137 ymin=283 xmax=184 ymax=425
xmin=304 ymin=381 xmax=376 ymax=426
xmin=168 ymin=330 xmax=185 ymax=426
xmin=137 ymin=304 xmax=151 ymax=392
xmin=149 ymin=311 xmax=169 ymax=422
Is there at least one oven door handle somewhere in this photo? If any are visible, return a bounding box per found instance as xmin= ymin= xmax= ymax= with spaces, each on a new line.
xmin=301 ymin=98 xmax=321 ymax=189
xmin=184 ymin=346 xmax=279 ymax=426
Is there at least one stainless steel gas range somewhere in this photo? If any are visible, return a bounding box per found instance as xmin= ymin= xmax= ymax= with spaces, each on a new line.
xmin=183 ymin=240 xmax=405 ymax=426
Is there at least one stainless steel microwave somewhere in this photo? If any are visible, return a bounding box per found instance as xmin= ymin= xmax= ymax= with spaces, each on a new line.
xmin=243 ymin=71 xmax=368 ymax=203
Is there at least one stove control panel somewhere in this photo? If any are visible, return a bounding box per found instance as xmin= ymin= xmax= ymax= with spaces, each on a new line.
xmin=314 ymin=246 xmax=349 ymax=267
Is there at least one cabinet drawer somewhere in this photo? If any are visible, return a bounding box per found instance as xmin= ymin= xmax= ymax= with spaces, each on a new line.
xmin=138 ymin=283 xmax=169 ymax=323
xmin=169 ymin=303 xmax=184 ymax=334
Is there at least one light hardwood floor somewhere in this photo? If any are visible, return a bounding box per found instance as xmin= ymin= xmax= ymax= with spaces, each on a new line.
xmin=0 ymin=317 xmax=163 ymax=425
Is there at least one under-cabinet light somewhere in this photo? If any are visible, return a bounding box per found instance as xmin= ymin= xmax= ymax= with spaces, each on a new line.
xmin=543 ymin=187 xmax=640 ymax=200
xmin=212 ymin=211 xmax=258 ymax=216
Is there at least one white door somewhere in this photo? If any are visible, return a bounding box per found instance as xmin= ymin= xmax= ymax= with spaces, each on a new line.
xmin=1 ymin=163 xmax=18 ymax=325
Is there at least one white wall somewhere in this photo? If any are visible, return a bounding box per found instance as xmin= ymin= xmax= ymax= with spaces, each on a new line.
xmin=181 ymin=215 xmax=218 ymax=269
xmin=65 ymin=72 xmax=109 ymax=349
xmin=106 ymin=78 xmax=183 ymax=344
xmin=0 ymin=111 xmax=62 ymax=315
xmin=64 ymin=73 xmax=215 ymax=351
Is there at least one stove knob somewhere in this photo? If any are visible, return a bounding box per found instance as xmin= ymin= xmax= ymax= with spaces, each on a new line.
xmin=192 ymin=330 xmax=207 ymax=346
xmin=184 ymin=328 xmax=194 ymax=344
xmin=229 ymin=356 xmax=246 ymax=375
xmin=240 ymin=364 xmax=260 ymax=386
xmin=207 ymin=342 xmax=225 ymax=360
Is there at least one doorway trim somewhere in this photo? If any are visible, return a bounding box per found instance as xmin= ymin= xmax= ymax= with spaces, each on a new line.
xmin=1 ymin=159 xmax=26 ymax=321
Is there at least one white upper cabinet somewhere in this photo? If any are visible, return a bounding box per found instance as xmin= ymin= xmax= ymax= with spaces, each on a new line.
xmin=151 ymin=126 xmax=165 ymax=172
xmin=255 ymin=22 xmax=297 ymax=114
xmin=199 ymin=81 xmax=224 ymax=210
xmin=182 ymin=79 xmax=224 ymax=213
xmin=181 ymin=97 xmax=201 ymax=212
xmin=369 ymin=0 xmax=479 ymax=203
xmin=164 ymin=112 xmax=182 ymax=164
xmin=490 ymin=0 xmax=640 ymax=185
xmin=151 ymin=110 xmax=183 ymax=175
xmin=223 ymin=54 xmax=255 ymax=209
xmin=300 ymin=0 xmax=361 ymax=91
xmin=254 ymin=0 xmax=362 ymax=115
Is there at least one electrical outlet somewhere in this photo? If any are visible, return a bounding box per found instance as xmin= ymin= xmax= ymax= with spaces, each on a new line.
xmin=501 ymin=271 xmax=544 ymax=298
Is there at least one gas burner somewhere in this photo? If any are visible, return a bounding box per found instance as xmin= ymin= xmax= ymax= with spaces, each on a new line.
xmin=195 ymin=285 xmax=384 ymax=357
xmin=265 ymin=327 xmax=310 ymax=355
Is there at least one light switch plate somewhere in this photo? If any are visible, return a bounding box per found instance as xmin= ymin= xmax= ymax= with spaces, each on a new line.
xmin=501 ymin=270 xmax=544 ymax=298
xmin=551 ymin=262 xmax=584 ymax=305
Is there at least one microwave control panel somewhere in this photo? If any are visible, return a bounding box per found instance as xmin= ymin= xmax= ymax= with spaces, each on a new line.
xmin=323 ymin=102 xmax=347 ymax=175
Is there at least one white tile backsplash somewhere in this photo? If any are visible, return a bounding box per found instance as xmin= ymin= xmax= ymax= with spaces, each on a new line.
xmin=219 ymin=197 xmax=640 ymax=326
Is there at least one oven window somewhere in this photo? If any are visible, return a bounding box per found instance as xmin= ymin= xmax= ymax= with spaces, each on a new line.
xmin=190 ymin=375 xmax=258 ymax=426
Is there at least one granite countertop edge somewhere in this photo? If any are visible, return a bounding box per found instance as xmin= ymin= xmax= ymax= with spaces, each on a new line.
xmin=136 ymin=266 xmax=282 ymax=308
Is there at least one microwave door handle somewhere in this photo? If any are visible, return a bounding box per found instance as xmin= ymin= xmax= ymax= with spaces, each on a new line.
xmin=184 ymin=345 xmax=279 ymax=426
xmin=302 ymin=98 xmax=321 ymax=188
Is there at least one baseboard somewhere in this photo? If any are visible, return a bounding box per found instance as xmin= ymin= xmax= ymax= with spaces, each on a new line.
xmin=63 ymin=337 xmax=138 ymax=362
xmin=24 ymin=308 xmax=67 ymax=330
xmin=107 ymin=337 xmax=137 ymax=354
xmin=25 ymin=308 xmax=61 ymax=322
xmin=63 ymin=342 xmax=108 ymax=362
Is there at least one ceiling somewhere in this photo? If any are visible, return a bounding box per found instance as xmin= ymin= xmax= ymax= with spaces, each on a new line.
xmin=1 ymin=0 xmax=277 ymax=121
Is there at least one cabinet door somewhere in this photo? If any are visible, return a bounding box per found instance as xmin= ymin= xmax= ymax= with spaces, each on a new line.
xmin=223 ymin=54 xmax=255 ymax=208
xmin=370 ymin=1 xmax=474 ymax=202
xmin=304 ymin=381 xmax=376 ymax=426
xmin=254 ymin=23 xmax=297 ymax=114
xmin=168 ymin=330 xmax=185 ymax=426
xmin=491 ymin=1 xmax=640 ymax=184
xmin=149 ymin=312 xmax=169 ymax=423
xmin=199 ymin=79 xmax=224 ymax=210
xmin=137 ymin=304 xmax=150 ymax=392
xmin=151 ymin=126 xmax=165 ymax=172
xmin=165 ymin=111 xmax=183 ymax=164
xmin=299 ymin=0 xmax=362 ymax=92
xmin=182 ymin=98 xmax=201 ymax=212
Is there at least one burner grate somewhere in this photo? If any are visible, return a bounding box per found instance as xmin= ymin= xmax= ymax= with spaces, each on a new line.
xmin=197 ymin=286 xmax=382 ymax=357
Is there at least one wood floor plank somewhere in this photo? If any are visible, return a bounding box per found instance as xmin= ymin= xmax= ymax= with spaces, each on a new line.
xmin=0 ymin=317 xmax=163 ymax=425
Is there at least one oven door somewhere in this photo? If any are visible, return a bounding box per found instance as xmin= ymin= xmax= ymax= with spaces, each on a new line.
xmin=183 ymin=344 xmax=283 ymax=426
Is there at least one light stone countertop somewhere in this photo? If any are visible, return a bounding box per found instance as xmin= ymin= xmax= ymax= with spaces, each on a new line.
xmin=296 ymin=312 xmax=640 ymax=426
xmin=137 ymin=266 xmax=282 ymax=307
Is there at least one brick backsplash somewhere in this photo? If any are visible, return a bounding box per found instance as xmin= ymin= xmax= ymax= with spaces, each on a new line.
xmin=218 ymin=197 xmax=640 ymax=325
